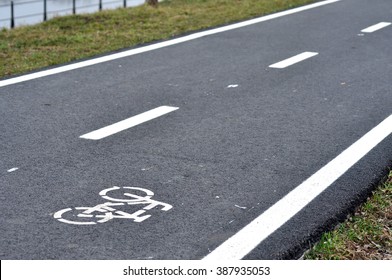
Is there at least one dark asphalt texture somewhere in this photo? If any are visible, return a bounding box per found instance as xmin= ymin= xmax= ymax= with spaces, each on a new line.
xmin=0 ymin=0 xmax=391 ymax=259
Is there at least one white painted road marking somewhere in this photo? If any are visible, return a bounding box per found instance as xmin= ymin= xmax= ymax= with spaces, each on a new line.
xmin=7 ymin=167 xmax=19 ymax=173
xmin=204 ymin=114 xmax=392 ymax=260
xmin=80 ymin=106 xmax=178 ymax=140
xmin=54 ymin=186 xmax=173 ymax=225
xmin=361 ymin=22 xmax=391 ymax=33
xmin=0 ymin=0 xmax=341 ymax=89
xmin=269 ymin=52 xmax=318 ymax=69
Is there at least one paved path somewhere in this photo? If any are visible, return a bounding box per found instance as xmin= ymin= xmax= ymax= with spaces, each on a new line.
xmin=0 ymin=0 xmax=391 ymax=259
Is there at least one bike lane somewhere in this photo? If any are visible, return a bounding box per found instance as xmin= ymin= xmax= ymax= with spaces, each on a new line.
xmin=0 ymin=0 xmax=391 ymax=259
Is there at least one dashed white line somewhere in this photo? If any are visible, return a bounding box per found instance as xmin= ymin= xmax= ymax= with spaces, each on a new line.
xmin=361 ymin=22 xmax=391 ymax=33
xmin=80 ymin=106 xmax=179 ymax=140
xmin=269 ymin=52 xmax=318 ymax=69
xmin=0 ymin=0 xmax=341 ymax=89
xmin=203 ymin=114 xmax=392 ymax=260
xmin=7 ymin=167 xmax=19 ymax=173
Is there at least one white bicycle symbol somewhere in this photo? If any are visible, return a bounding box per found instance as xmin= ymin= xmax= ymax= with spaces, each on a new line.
xmin=54 ymin=186 xmax=172 ymax=225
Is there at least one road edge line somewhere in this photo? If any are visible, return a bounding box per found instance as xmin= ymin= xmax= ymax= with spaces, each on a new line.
xmin=203 ymin=114 xmax=392 ymax=260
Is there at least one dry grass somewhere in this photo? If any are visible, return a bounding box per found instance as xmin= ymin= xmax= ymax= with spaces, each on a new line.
xmin=305 ymin=171 xmax=392 ymax=260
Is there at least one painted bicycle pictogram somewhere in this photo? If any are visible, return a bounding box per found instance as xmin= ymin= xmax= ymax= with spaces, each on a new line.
xmin=54 ymin=186 xmax=172 ymax=225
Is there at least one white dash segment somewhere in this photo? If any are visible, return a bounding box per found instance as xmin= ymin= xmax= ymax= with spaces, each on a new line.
xmin=80 ymin=106 xmax=178 ymax=140
xmin=269 ymin=52 xmax=318 ymax=69
xmin=203 ymin=114 xmax=392 ymax=260
xmin=7 ymin=167 xmax=19 ymax=173
xmin=361 ymin=22 xmax=391 ymax=33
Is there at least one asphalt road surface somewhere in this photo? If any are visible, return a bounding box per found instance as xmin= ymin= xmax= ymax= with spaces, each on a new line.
xmin=1 ymin=0 xmax=391 ymax=260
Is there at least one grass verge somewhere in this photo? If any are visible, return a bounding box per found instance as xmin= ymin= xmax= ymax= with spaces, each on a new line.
xmin=0 ymin=0 xmax=316 ymax=78
xmin=305 ymin=171 xmax=392 ymax=260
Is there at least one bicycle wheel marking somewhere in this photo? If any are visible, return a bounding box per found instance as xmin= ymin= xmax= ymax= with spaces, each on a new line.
xmin=53 ymin=186 xmax=172 ymax=225
xmin=99 ymin=186 xmax=154 ymax=203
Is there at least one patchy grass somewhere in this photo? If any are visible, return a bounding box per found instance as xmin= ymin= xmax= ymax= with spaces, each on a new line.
xmin=0 ymin=0 xmax=316 ymax=78
xmin=305 ymin=171 xmax=392 ymax=260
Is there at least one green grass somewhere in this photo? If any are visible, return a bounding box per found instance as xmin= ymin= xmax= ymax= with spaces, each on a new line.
xmin=305 ymin=171 xmax=392 ymax=260
xmin=0 ymin=0 xmax=316 ymax=78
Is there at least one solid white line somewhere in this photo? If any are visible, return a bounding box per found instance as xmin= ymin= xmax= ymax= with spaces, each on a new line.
xmin=0 ymin=0 xmax=341 ymax=89
xmin=361 ymin=22 xmax=391 ymax=33
xmin=269 ymin=52 xmax=318 ymax=69
xmin=203 ymin=114 xmax=392 ymax=260
xmin=80 ymin=106 xmax=178 ymax=140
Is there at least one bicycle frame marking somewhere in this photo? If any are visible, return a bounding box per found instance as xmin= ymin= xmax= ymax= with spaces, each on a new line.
xmin=54 ymin=186 xmax=172 ymax=225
